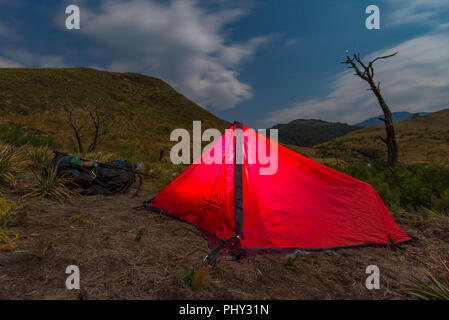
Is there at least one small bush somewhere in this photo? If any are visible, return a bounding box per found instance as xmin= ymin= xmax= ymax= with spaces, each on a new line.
xmin=178 ymin=266 xmax=209 ymax=292
xmin=0 ymin=198 xmax=25 ymax=245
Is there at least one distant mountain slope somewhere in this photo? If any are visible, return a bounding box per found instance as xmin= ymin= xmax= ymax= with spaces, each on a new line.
xmin=0 ymin=68 xmax=229 ymax=161
xmin=354 ymin=111 xmax=429 ymax=127
xmin=292 ymin=109 xmax=449 ymax=164
xmin=272 ymin=119 xmax=359 ymax=147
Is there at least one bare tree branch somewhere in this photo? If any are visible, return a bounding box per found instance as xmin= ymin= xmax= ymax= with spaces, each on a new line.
xmin=368 ymin=52 xmax=398 ymax=68
xmin=64 ymin=98 xmax=113 ymax=153
xmin=64 ymin=103 xmax=84 ymax=153
xmin=378 ymin=136 xmax=388 ymax=145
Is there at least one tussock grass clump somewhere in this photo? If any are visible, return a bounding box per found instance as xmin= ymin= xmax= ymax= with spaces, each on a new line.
xmin=24 ymin=166 xmax=77 ymax=202
xmin=405 ymin=261 xmax=449 ymax=300
xmin=0 ymin=144 xmax=27 ymax=191
xmin=22 ymin=145 xmax=53 ymax=169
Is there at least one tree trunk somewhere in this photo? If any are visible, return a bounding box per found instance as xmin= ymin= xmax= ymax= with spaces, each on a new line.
xmin=368 ymin=79 xmax=398 ymax=166
xmin=69 ymin=123 xmax=84 ymax=153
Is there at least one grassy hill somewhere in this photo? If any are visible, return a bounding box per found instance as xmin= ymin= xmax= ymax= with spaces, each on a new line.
xmin=0 ymin=68 xmax=229 ymax=162
xmin=1 ymin=67 xmax=447 ymax=170
xmin=272 ymin=119 xmax=359 ymax=147
xmin=292 ymin=109 xmax=449 ymax=165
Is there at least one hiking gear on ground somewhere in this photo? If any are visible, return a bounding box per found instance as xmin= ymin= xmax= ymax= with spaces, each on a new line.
xmin=67 ymin=156 xmax=99 ymax=168
xmin=48 ymin=151 xmax=141 ymax=196
xmin=143 ymin=122 xmax=411 ymax=259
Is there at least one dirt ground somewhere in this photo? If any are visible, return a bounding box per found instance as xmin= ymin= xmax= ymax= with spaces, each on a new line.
xmin=1 ymin=184 xmax=449 ymax=300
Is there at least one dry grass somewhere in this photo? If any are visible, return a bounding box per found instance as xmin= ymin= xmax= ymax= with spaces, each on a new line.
xmin=1 ymin=194 xmax=448 ymax=300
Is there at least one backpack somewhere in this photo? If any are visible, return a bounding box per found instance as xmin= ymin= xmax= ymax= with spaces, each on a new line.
xmin=47 ymin=151 xmax=142 ymax=196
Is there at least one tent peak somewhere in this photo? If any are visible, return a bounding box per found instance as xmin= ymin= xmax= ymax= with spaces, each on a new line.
xmin=233 ymin=120 xmax=244 ymax=128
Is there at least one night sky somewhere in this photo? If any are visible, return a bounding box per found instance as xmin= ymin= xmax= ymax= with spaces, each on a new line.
xmin=1 ymin=0 xmax=448 ymax=127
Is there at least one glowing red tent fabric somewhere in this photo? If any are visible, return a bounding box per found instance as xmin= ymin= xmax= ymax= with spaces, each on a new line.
xmin=145 ymin=122 xmax=410 ymax=253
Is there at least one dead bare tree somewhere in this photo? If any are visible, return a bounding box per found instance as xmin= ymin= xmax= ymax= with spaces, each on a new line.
xmin=341 ymin=52 xmax=399 ymax=166
xmin=64 ymin=103 xmax=86 ymax=153
xmin=63 ymin=99 xmax=113 ymax=153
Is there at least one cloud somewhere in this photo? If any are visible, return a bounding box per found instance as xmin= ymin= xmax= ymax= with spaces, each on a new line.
xmin=0 ymin=22 xmax=16 ymax=39
xmin=263 ymin=30 xmax=449 ymax=125
xmin=387 ymin=0 xmax=449 ymax=26
xmin=0 ymin=48 xmax=66 ymax=68
xmin=81 ymin=0 xmax=269 ymax=110
xmin=0 ymin=56 xmax=22 ymax=68
xmin=284 ymin=38 xmax=301 ymax=48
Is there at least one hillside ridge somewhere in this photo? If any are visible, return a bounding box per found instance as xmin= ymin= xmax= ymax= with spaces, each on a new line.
xmin=272 ymin=118 xmax=359 ymax=147
xmin=0 ymin=68 xmax=229 ymax=161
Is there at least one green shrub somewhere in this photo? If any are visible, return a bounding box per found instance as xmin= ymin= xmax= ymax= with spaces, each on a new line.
xmin=0 ymin=124 xmax=60 ymax=148
xmin=332 ymin=163 xmax=449 ymax=214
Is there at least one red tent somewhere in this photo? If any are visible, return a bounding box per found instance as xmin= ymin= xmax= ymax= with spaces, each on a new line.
xmin=144 ymin=122 xmax=410 ymax=256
